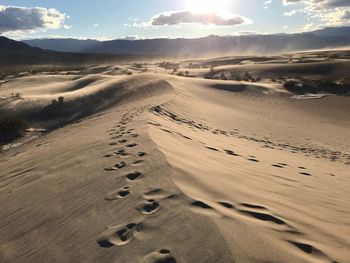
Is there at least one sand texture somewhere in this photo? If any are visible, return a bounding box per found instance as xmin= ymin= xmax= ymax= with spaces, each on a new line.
xmin=1 ymin=54 xmax=350 ymax=263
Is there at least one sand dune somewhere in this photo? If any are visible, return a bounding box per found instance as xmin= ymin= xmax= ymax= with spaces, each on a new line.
xmin=0 ymin=55 xmax=349 ymax=262
xmin=0 ymin=73 xmax=173 ymax=129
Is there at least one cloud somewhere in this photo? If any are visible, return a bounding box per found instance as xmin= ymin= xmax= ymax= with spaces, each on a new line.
xmin=283 ymin=0 xmax=350 ymax=7
xmin=282 ymin=0 xmax=350 ymax=27
xmin=0 ymin=5 xmax=69 ymax=33
xmin=264 ymin=0 xmax=273 ymax=9
xmin=151 ymin=10 xmax=251 ymax=26
xmin=129 ymin=10 xmax=252 ymax=28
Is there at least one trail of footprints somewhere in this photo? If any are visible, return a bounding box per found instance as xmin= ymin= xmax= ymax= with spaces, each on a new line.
xmin=150 ymin=105 xmax=350 ymax=165
xmin=189 ymin=198 xmax=334 ymax=262
xmin=100 ymin=110 xmax=178 ymax=262
xmin=151 ymin=118 xmax=316 ymax=177
xmin=148 ymin=106 xmax=336 ymax=261
xmin=99 ymin=108 xmax=331 ymax=262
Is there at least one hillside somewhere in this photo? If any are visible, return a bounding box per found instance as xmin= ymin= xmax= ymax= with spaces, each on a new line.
xmin=0 ymin=37 xmax=155 ymax=67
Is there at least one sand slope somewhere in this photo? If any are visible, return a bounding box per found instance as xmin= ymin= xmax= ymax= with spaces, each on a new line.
xmin=0 ymin=68 xmax=349 ymax=262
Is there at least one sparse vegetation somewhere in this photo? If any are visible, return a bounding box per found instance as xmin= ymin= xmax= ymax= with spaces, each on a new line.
xmin=58 ymin=96 xmax=65 ymax=104
xmin=51 ymin=96 xmax=65 ymax=105
xmin=11 ymin=93 xmax=22 ymax=99
xmin=158 ymin=62 xmax=180 ymax=71
xmin=0 ymin=117 xmax=28 ymax=143
xmin=283 ymin=79 xmax=350 ymax=95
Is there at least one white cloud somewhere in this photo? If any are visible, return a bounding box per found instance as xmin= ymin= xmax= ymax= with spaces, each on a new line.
xmin=264 ymin=0 xmax=273 ymax=8
xmin=128 ymin=10 xmax=252 ymax=28
xmin=282 ymin=0 xmax=350 ymax=27
xmin=0 ymin=5 xmax=69 ymax=33
xmin=152 ymin=11 xmax=251 ymax=26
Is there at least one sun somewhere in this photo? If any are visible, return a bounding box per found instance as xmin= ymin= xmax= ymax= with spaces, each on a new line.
xmin=184 ymin=0 xmax=229 ymax=14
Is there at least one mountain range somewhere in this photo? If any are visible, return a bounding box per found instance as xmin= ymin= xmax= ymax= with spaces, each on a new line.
xmin=22 ymin=27 xmax=350 ymax=56
xmin=0 ymin=36 xmax=149 ymax=67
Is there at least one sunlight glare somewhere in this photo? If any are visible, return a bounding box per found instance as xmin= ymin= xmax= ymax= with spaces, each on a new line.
xmin=184 ymin=0 xmax=230 ymax=14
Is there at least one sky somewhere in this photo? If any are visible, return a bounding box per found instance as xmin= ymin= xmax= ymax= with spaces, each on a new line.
xmin=0 ymin=0 xmax=349 ymax=40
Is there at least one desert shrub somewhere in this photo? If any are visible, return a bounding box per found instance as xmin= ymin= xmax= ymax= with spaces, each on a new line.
xmin=58 ymin=96 xmax=64 ymax=104
xmin=158 ymin=62 xmax=180 ymax=70
xmin=185 ymin=71 xmax=190 ymax=77
xmin=126 ymin=71 xmax=133 ymax=75
xmin=203 ymin=67 xmax=216 ymax=79
xmin=284 ymin=80 xmax=319 ymax=94
xmin=10 ymin=93 xmax=22 ymax=99
xmin=177 ymin=71 xmax=185 ymax=77
xmin=133 ymin=63 xmax=143 ymax=68
xmin=0 ymin=117 xmax=28 ymax=143
xmin=243 ymin=72 xmax=253 ymax=82
xmin=313 ymin=80 xmax=350 ymax=95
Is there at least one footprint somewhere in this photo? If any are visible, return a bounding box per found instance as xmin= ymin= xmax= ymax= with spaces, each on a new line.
xmin=287 ymin=240 xmax=332 ymax=260
xmin=136 ymin=199 xmax=159 ymax=215
xmin=218 ymin=201 xmax=235 ymax=209
xmin=289 ymin=241 xmax=314 ymax=254
xmin=105 ymin=187 xmax=131 ymax=200
xmin=132 ymin=160 xmax=144 ymax=165
xmin=238 ymin=210 xmax=285 ymax=225
xmin=181 ymin=135 xmax=192 ymax=140
xmin=143 ymin=188 xmax=177 ymax=200
xmin=205 ymin=146 xmax=219 ymax=152
xmin=109 ymin=142 xmax=118 ymax=146
xmin=240 ymin=203 xmax=267 ymax=210
xmin=97 ymin=223 xmax=141 ymax=247
xmin=105 ymin=162 xmax=126 ymax=171
xmin=224 ymin=150 xmax=239 ymax=156
xmin=272 ymin=164 xmax=284 ymax=168
xmin=115 ymin=149 xmax=129 ymax=156
xmin=138 ymin=152 xmax=147 ymax=157
xmin=126 ymin=143 xmax=138 ymax=148
xmin=161 ymin=128 xmax=173 ymax=134
xmin=130 ymin=134 xmax=139 ymax=138
xmin=142 ymin=249 xmax=176 ymax=263
xmin=300 ymin=172 xmax=311 ymax=176
xmin=126 ymin=171 xmax=142 ymax=181
xmin=118 ymin=139 xmax=128 ymax=144
xmin=191 ymin=200 xmax=213 ymax=209
xmin=247 ymin=158 xmax=260 ymax=162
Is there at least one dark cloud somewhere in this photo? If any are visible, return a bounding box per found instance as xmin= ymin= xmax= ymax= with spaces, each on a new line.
xmin=0 ymin=5 xmax=67 ymax=33
xmin=284 ymin=0 xmax=350 ymax=6
xmin=324 ymin=0 xmax=350 ymax=7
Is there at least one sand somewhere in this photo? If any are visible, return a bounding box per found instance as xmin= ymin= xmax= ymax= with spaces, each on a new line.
xmin=0 ymin=54 xmax=349 ymax=263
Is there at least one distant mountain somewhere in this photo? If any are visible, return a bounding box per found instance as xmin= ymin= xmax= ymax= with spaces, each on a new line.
xmin=24 ymin=38 xmax=100 ymax=53
xmin=0 ymin=36 xmax=152 ymax=67
xmin=22 ymin=27 xmax=350 ymax=56
xmin=312 ymin=27 xmax=350 ymax=37
xmin=0 ymin=36 xmax=45 ymax=54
